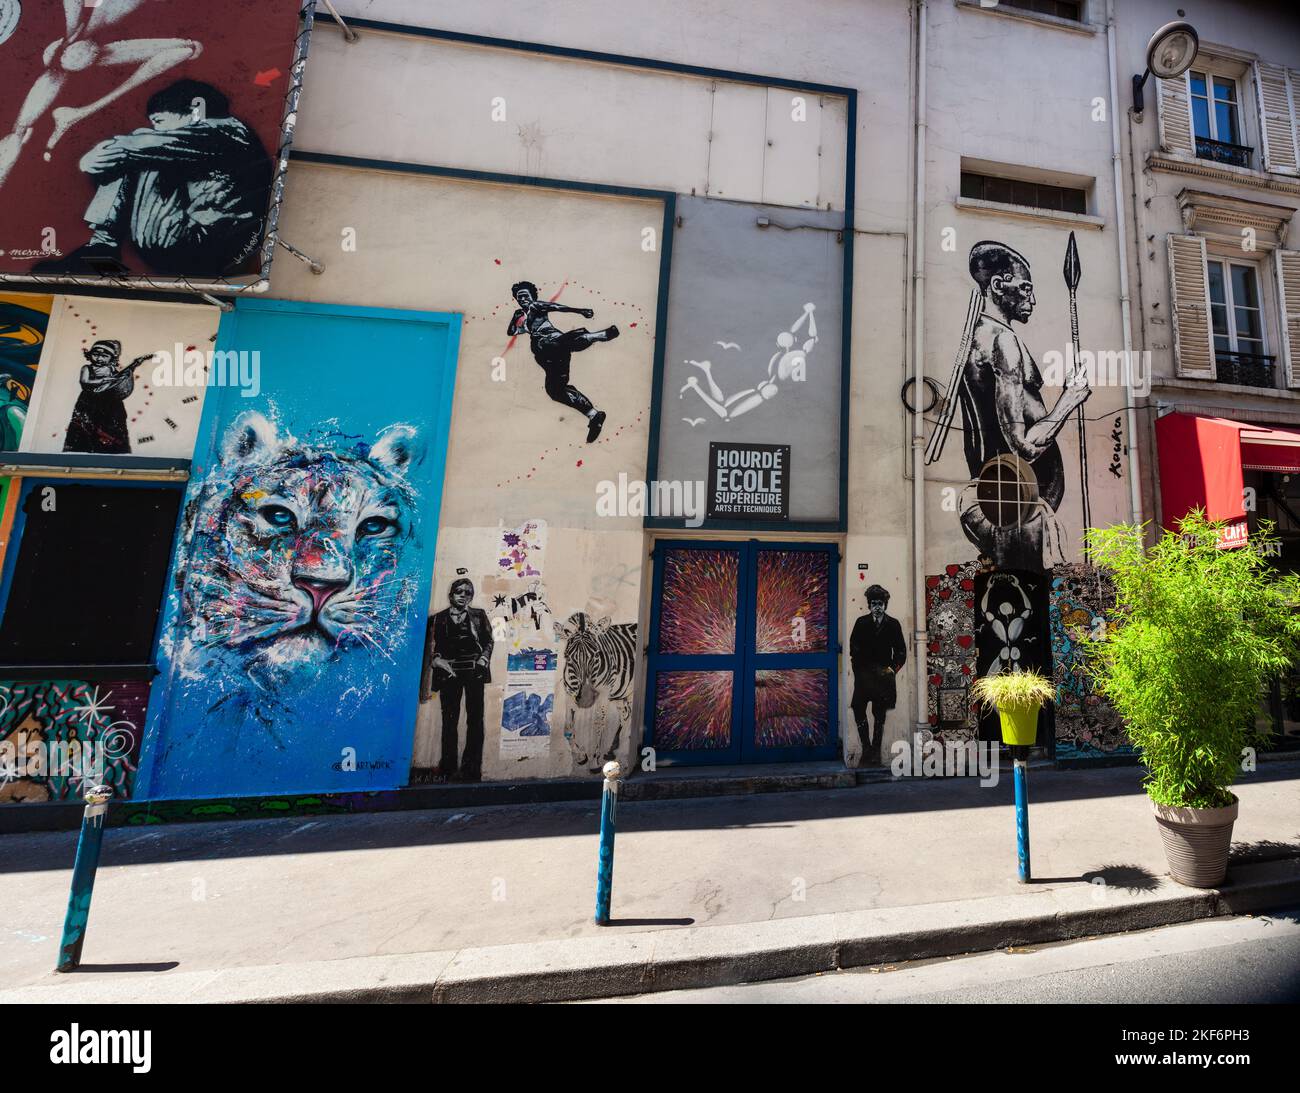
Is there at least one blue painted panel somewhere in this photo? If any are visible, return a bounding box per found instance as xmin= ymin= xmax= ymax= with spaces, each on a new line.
xmin=137 ymin=299 xmax=460 ymax=799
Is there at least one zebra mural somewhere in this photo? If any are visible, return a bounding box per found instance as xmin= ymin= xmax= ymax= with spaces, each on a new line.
xmin=555 ymin=611 xmax=637 ymax=772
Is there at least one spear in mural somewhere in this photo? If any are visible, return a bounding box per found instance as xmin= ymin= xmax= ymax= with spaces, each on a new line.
xmin=1063 ymin=231 xmax=1091 ymax=532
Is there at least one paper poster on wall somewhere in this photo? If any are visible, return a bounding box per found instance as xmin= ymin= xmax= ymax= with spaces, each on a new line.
xmin=0 ymin=0 xmax=311 ymax=282
xmin=21 ymin=296 xmax=219 ymax=458
xmin=500 ymin=647 xmax=556 ymax=758
xmin=707 ymin=441 xmax=790 ymax=520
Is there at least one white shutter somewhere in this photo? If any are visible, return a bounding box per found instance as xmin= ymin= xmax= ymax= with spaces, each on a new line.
xmin=1157 ymin=73 xmax=1195 ymax=157
xmin=1167 ymin=234 xmax=1216 ymax=380
xmin=1255 ymin=62 xmax=1300 ymax=175
xmin=1276 ymin=249 xmax=1300 ymax=389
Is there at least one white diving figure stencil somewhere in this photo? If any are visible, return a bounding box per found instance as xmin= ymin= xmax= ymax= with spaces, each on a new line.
xmin=679 ymin=302 xmax=817 ymax=423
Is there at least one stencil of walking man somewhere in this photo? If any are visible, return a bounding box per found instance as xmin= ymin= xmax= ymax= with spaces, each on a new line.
xmin=679 ymin=302 xmax=817 ymax=423
xmin=509 ymin=280 xmax=620 ymax=443
xmin=849 ymin=585 xmax=906 ymax=768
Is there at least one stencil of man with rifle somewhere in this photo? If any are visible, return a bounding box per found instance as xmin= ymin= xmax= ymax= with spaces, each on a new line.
xmin=925 ymin=235 xmax=1091 ymax=571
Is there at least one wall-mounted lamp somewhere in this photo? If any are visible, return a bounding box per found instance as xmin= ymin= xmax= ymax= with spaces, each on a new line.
xmin=1132 ymin=20 xmax=1199 ymax=115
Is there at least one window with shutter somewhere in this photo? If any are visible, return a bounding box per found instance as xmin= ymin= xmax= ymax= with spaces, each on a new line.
xmin=1157 ymin=73 xmax=1196 ymax=158
xmin=1276 ymin=249 xmax=1300 ymax=388
xmin=1255 ymin=62 xmax=1300 ymax=176
xmin=1167 ymin=234 xmax=1216 ymax=380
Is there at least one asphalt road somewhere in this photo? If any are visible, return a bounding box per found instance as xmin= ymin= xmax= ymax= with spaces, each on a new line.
xmin=606 ymin=908 xmax=1300 ymax=1003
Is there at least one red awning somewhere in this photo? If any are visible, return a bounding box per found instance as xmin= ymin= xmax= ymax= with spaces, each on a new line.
xmin=1156 ymin=413 xmax=1300 ymax=543
xmin=1155 ymin=413 xmax=1247 ymax=526
xmin=1240 ymin=424 xmax=1300 ymax=473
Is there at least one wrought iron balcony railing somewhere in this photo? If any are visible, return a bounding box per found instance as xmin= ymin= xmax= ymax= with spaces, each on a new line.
xmin=1196 ymin=137 xmax=1254 ymax=169
xmin=1216 ymin=350 xmax=1276 ymax=388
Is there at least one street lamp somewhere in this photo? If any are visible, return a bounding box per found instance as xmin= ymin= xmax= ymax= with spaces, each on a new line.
xmin=1132 ymin=20 xmax=1200 ymax=115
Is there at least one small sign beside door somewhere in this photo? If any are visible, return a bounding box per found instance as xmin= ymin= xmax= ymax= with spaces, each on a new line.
xmin=706 ymin=442 xmax=791 ymax=521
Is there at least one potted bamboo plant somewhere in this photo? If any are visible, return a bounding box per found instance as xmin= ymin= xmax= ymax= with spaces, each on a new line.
xmin=971 ymin=669 xmax=1055 ymax=745
xmin=1083 ymin=512 xmax=1300 ymax=888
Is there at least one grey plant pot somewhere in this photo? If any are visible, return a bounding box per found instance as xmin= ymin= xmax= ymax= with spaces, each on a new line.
xmin=1151 ymin=795 xmax=1239 ymax=888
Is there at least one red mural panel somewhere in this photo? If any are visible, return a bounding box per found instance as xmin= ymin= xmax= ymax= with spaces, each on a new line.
xmin=0 ymin=0 xmax=307 ymax=280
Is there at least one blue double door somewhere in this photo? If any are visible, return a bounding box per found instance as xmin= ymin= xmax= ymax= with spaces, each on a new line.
xmin=645 ymin=540 xmax=839 ymax=765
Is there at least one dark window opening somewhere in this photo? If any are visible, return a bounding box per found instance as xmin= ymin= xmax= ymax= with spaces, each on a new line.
xmin=995 ymin=0 xmax=1083 ymax=22
xmin=0 ymin=483 xmax=182 ymax=668
xmin=961 ymin=171 xmax=1088 ymax=215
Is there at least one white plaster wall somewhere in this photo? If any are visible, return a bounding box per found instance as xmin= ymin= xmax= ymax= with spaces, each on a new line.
xmin=302 ymin=14 xmax=848 ymax=210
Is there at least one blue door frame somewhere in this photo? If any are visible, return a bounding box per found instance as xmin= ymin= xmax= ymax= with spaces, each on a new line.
xmin=645 ymin=540 xmax=839 ymax=765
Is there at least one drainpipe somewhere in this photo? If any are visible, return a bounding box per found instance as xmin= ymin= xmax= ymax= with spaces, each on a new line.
xmin=1106 ymin=0 xmax=1145 ymax=526
xmin=911 ymin=0 xmax=929 ymax=739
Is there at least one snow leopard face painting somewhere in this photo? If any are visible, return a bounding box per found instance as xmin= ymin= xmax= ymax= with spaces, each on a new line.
xmin=177 ymin=410 xmax=424 ymax=686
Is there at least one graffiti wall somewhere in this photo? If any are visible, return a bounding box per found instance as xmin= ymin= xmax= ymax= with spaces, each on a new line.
xmin=1049 ymin=562 xmax=1128 ymax=758
xmin=136 ymin=299 xmax=460 ymax=800
xmin=0 ymin=291 xmax=52 ymax=451
xmin=0 ymin=679 xmax=147 ymax=804
xmin=923 ymin=559 xmax=1129 ymax=758
xmin=21 ymin=296 xmax=219 ymax=458
xmin=266 ymin=165 xmax=661 ymax=781
xmin=924 ymin=562 xmax=980 ymax=745
xmin=0 ymin=0 xmax=306 ymax=280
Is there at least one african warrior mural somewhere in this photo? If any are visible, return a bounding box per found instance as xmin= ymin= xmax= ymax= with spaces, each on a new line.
xmin=927 ymin=237 xmax=1092 ymax=571
xmin=556 ymin=612 xmax=636 ymax=772
xmin=167 ymin=410 xmax=423 ymax=733
xmin=509 ymin=280 xmax=620 ymax=443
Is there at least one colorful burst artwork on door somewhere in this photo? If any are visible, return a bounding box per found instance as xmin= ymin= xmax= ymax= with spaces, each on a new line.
xmin=647 ymin=540 xmax=838 ymax=764
xmin=652 ymin=670 xmax=734 ymax=751
xmin=657 ymin=547 xmax=740 ymax=655
xmin=755 ymin=548 xmax=828 ymax=653
xmin=754 ymin=668 xmax=830 ymax=748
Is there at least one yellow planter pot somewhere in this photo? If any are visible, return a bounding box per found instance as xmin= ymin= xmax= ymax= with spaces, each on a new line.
xmin=998 ymin=705 xmax=1040 ymax=746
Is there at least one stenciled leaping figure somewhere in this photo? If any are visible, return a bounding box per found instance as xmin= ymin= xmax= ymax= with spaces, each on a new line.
xmin=679 ymin=303 xmax=817 ymax=422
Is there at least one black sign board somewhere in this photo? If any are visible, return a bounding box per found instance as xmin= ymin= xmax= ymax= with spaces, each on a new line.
xmin=707 ymin=442 xmax=791 ymax=520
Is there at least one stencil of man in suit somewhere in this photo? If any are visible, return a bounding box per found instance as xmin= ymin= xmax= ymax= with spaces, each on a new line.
xmin=421 ymin=577 xmax=494 ymax=782
xmin=849 ymin=584 xmax=907 ymax=767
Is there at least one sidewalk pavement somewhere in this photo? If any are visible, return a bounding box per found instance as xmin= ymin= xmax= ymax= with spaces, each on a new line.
xmin=2 ymin=760 xmax=1298 ymax=1003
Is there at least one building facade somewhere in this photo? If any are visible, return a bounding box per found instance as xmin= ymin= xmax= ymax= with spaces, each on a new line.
xmin=0 ymin=0 xmax=1295 ymax=811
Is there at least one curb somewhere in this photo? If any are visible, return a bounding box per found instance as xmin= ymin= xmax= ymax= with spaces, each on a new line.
xmin=4 ymin=857 xmax=1297 ymax=1004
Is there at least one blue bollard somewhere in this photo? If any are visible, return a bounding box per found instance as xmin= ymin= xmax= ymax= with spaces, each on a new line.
xmin=1013 ymin=751 xmax=1031 ymax=884
xmin=594 ymin=760 xmax=621 ymax=925
xmin=56 ymin=784 xmax=113 ymax=972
